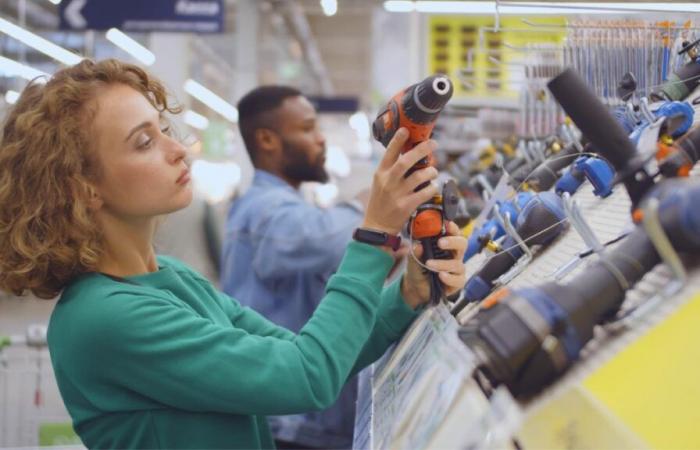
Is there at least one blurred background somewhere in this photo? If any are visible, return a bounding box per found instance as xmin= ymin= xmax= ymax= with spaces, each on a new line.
xmin=1 ymin=0 xmax=699 ymax=446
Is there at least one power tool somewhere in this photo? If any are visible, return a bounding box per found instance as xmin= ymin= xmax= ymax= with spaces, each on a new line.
xmin=652 ymin=37 xmax=700 ymax=102
xmin=509 ymin=140 xmax=584 ymax=192
xmin=372 ymin=74 xmax=456 ymax=304
xmin=657 ymin=125 xmax=700 ymax=178
xmin=628 ymin=100 xmax=695 ymax=148
xmin=459 ymin=177 xmax=700 ymax=398
xmin=548 ymin=68 xmax=656 ymax=208
xmin=452 ymin=191 xmax=568 ymax=314
xmin=463 ymin=192 xmax=534 ymax=262
xmin=555 ymin=155 xmax=615 ymax=198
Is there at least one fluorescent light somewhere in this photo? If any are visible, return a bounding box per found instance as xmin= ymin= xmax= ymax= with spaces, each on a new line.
xmin=0 ymin=56 xmax=49 ymax=82
xmin=5 ymin=90 xmax=20 ymax=104
xmin=504 ymin=2 xmax=700 ymax=13
xmin=0 ymin=17 xmax=82 ymax=65
xmin=384 ymin=1 xmax=415 ymax=12
xmin=184 ymin=110 xmax=210 ymax=130
xmin=105 ymin=28 xmax=155 ymax=66
xmin=184 ymin=79 xmax=238 ymax=123
xmin=46 ymin=0 xmax=61 ymax=4
xmin=320 ymin=0 xmax=338 ymax=16
xmin=383 ymin=1 xmax=700 ymax=14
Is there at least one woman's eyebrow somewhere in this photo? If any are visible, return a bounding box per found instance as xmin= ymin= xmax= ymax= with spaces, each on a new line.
xmin=124 ymin=121 xmax=152 ymax=142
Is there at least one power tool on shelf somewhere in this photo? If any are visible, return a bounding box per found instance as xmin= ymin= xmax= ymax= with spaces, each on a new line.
xmin=459 ymin=177 xmax=700 ymax=398
xmin=452 ymin=191 xmax=568 ymax=314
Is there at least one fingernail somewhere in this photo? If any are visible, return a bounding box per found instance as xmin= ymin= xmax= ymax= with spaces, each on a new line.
xmin=438 ymin=238 xmax=447 ymax=247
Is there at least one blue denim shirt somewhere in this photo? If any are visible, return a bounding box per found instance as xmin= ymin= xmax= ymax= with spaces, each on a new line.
xmin=221 ymin=169 xmax=364 ymax=449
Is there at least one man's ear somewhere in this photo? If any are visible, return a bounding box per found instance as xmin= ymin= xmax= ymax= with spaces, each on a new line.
xmin=255 ymin=128 xmax=280 ymax=155
xmin=87 ymin=185 xmax=104 ymax=211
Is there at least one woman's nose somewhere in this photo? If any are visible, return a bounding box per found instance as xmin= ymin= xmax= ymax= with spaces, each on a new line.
xmin=165 ymin=136 xmax=188 ymax=164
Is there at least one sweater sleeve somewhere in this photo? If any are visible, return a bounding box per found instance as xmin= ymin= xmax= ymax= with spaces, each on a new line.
xmin=81 ymin=242 xmax=393 ymax=416
xmin=210 ymin=262 xmax=420 ymax=377
xmin=350 ymin=277 xmax=421 ymax=376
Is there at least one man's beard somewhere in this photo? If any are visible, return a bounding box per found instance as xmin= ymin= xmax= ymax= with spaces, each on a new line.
xmin=280 ymin=139 xmax=329 ymax=183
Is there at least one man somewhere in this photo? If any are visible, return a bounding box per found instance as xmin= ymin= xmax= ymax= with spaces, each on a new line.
xmin=221 ymin=86 xmax=365 ymax=449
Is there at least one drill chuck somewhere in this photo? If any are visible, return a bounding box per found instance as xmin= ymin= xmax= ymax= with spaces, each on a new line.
xmin=404 ymin=75 xmax=454 ymax=124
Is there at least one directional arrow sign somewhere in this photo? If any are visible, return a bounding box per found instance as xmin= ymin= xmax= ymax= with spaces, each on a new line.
xmin=59 ymin=0 xmax=224 ymax=33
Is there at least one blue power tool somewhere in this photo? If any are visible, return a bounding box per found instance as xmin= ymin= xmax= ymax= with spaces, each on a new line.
xmin=555 ymin=156 xmax=615 ymax=198
xmin=463 ymin=191 xmax=534 ymax=262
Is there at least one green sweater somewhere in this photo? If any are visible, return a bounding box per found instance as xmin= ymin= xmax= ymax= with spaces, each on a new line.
xmin=48 ymin=242 xmax=419 ymax=449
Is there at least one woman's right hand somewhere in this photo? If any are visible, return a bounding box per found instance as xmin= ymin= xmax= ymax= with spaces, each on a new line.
xmin=361 ymin=128 xmax=439 ymax=236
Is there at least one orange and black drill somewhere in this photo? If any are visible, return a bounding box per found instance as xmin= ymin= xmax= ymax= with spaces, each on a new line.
xmin=372 ymin=75 xmax=457 ymax=304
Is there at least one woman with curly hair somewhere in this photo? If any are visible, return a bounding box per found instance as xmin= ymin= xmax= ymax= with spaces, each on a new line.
xmin=0 ymin=59 xmax=467 ymax=449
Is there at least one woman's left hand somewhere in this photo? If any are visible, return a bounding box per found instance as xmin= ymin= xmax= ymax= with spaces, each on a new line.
xmin=401 ymin=221 xmax=467 ymax=309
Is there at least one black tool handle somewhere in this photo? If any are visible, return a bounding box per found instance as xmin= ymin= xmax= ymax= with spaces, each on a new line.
xmin=547 ymin=68 xmax=654 ymax=206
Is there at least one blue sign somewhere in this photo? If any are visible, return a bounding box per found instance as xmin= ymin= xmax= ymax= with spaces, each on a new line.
xmin=59 ymin=0 xmax=224 ymax=33
xmin=307 ymin=96 xmax=360 ymax=113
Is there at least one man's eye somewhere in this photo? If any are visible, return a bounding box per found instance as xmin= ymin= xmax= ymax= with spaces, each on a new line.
xmin=161 ymin=126 xmax=171 ymax=135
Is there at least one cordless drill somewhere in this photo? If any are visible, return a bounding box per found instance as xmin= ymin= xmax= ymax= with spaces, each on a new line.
xmin=459 ymin=177 xmax=700 ymax=397
xmin=373 ymin=75 xmax=455 ymax=304
xmin=452 ymin=191 xmax=568 ymax=315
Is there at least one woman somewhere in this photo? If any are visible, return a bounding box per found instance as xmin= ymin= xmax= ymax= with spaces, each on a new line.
xmin=0 ymin=59 xmax=466 ymax=449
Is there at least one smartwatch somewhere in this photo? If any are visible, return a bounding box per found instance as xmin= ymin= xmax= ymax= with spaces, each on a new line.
xmin=352 ymin=227 xmax=402 ymax=251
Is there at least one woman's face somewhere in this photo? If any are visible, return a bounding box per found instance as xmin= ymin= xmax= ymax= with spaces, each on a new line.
xmin=91 ymin=84 xmax=193 ymax=220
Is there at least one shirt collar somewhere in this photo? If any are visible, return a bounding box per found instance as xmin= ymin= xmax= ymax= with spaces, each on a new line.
xmin=253 ymin=169 xmax=297 ymax=191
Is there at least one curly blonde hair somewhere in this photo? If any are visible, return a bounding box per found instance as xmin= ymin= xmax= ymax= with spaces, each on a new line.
xmin=0 ymin=59 xmax=181 ymax=299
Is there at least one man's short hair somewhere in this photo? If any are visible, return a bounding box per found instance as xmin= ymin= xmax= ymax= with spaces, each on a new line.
xmin=237 ymin=85 xmax=302 ymax=163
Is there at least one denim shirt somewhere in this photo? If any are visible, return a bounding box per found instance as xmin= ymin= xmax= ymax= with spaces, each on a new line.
xmin=221 ymin=169 xmax=363 ymax=448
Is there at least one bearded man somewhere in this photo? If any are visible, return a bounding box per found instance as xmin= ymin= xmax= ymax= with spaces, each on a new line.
xmin=221 ymin=86 xmax=366 ymax=449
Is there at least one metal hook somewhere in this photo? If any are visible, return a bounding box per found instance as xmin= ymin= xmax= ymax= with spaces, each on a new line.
xmin=552 ymin=192 xmax=604 ymax=280
xmin=639 ymin=97 xmax=656 ymax=123
xmin=492 ymin=210 xmax=534 ymax=286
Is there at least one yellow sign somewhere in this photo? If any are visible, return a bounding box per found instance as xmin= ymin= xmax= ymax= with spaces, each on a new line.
xmin=427 ymin=16 xmax=567 ymax=99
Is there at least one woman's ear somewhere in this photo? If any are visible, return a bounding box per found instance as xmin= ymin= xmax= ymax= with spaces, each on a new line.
xmin=87 ymin=185 xmax=104 ymax=211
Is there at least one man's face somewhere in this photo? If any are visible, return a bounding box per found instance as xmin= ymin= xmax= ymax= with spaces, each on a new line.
xmin=274 ymin=96 xmax=328 ymax=183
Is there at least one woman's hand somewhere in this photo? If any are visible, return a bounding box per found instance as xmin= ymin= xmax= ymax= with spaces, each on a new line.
xmin=361 ymin=128 xmax=439 ymax=236
xmin=401 ymin=221 xmax=467 ymax=309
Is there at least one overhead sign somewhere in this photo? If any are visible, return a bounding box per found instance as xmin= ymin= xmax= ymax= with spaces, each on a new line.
xmin=59 ymin=0 xmax=224 ymax=33
xmin=307 ymin=96 xmax=359 ymax=113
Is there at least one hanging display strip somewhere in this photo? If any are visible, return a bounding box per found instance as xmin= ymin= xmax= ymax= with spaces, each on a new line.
xmin=353 ymin=305 xmax=521 ymax=450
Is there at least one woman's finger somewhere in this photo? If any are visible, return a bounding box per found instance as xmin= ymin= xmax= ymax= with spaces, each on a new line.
xmin=438 ymin=271 xmax=466 ymax=290
xmin=426 ymin=258 xmax=465 ymax=274
xmin=379 ymin=128 xmax=409 ymax=171
xmin=445 ymin=221 xmax=460 ymax=236
xmin=390 ymin=140 xmax=436 ymax=178
xmin=401 ymin=166 xmax=438 ymax=193
xmin=438 ymin=235 xmax=467 ymax=254
xmin=405 ymin=183 xmax=440 ymax=211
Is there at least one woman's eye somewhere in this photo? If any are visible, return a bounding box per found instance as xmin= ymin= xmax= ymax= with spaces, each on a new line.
xmin=161 ymin=126 xmax=171 ymax=135
xmin=137 ymin=134 xmax=153 ymax=149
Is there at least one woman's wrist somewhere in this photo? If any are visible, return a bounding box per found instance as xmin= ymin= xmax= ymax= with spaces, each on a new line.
xmin=359 ymin=220 xmax=401 ymax=236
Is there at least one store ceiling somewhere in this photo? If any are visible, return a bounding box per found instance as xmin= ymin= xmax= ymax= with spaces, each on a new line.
xmin=0 ymin=0 xmax=382 ymax=99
